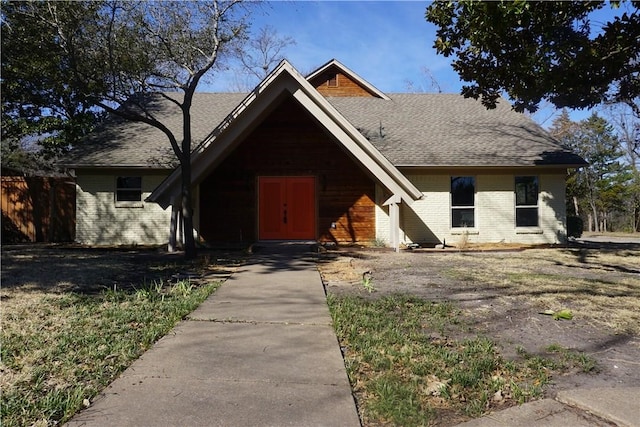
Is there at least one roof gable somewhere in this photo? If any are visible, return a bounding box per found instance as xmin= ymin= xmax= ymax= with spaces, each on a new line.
xmin=306 ymin=59 xmax=390 ymax=99
xmin=147 ymin=60 xmax=422 ymax=208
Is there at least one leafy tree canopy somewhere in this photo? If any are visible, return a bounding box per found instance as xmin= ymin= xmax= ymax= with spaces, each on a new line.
xmin=426 ymin=1 xmax=640 ymax=116
xmin=1 ymin=1 xmax=102 ymax=173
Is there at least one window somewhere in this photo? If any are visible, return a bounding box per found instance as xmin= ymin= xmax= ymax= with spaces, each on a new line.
xmin=515 ymin=176 xmax=538 ymax=227
xmin=116 ymin=176 xmax=142 ymax=205
xmin=451 ymin=176 xmax=475 ymax=227
xmin=327 ymin=72 xmax=338 ymax=87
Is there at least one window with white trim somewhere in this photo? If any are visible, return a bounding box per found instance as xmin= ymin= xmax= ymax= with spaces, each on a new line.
xmin=116 ymin=176 xmax=142 ymax=206
xmin=515 ymin=176 xmax=539 ymax=227
xmin=451 ymin=176 xmax=475 ymax=228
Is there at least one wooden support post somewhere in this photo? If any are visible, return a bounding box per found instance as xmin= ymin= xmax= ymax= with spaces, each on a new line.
xmin=389 ymin=202 xmax=400 ymax=252
xmin=383 ymin=194 xmax=401 ymax=252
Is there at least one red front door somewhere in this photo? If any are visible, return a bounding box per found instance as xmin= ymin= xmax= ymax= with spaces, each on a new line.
xmin=259 ymin=177 xmax=315 ymax=240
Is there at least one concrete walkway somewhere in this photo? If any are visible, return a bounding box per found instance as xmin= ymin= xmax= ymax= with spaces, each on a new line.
xmin=66 ymin=243 xmax=360 ymax=427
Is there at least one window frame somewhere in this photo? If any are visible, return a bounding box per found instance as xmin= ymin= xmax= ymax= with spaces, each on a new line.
xmin=514 ymin=176 xmax=539 ymax=227
xmin=450 ymin=176 xmax=476 ymax=228
xmin=115 ymin=176 xmax=143 ymax=208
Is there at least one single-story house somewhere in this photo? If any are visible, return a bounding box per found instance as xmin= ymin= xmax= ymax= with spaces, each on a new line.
xmin=63 ymin=59 xmax=586 ymax=250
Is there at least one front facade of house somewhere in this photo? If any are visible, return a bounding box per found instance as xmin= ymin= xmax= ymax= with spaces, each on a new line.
xmin=67 ymin=60 xmax=584 ymax=249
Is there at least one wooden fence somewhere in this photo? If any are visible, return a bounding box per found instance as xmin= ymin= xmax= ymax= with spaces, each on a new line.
xmin=1 ymin=176 xmax=76 ymax=243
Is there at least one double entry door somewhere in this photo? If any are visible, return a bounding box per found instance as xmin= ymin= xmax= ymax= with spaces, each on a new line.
xmin=258 ymin=177 xmax=316 ymax=240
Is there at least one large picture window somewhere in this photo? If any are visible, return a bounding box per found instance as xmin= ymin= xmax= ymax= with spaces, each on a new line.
xmin=451 ymin=176 xmax=475 ymax=228
xmin=116 ymin=176 xmax=142 ymax=205
xmin=515 ymin=176 xmax=538 ymax=227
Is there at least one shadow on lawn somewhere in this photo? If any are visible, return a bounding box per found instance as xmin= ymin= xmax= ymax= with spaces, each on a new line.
xmin=0 ymin=244 xmax=247 ymax=295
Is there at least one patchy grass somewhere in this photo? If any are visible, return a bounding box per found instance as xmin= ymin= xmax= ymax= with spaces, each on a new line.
xmin=0 ymin=280 xmax=218 ymax=427
xmin=443 ymin=248 xmax=640 ymax=334
xmin=327 ymin=294 xmax=591 ymax=426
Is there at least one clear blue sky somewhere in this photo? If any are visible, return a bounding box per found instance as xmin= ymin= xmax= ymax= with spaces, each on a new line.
xmin=207 ymin=1 xmax=458 ymax=93
xmin=205 ymin=1 xmax=626 ymax=127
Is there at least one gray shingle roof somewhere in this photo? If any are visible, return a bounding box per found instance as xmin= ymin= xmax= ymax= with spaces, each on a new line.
xmin=328 ymin=94 xmax=585 ymax=167
xmin=65 ymin=92 xmax=585 ymax=169
xmin=65 ymin=93 xmax=246 ymax=168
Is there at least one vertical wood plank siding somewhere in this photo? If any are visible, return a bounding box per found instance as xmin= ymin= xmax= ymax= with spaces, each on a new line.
xmin=1 ymin=176 xmax=76 ymax=243
xmin=199 ymin=96 xmax=375 ymax=244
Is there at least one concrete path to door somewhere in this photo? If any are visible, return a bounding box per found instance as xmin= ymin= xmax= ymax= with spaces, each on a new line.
xmin=66 ymin=243 xmax=361 ymax=427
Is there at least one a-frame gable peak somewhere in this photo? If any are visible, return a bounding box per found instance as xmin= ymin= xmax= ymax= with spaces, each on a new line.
xmin=147 ymin=59 xmax=418 ymax=209
xmin=306 ymin=59 xmax=390 ymax=99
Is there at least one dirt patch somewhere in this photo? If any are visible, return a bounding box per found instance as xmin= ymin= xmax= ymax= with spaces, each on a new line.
xmin=317 ymin=242 xmax=640 ymax=395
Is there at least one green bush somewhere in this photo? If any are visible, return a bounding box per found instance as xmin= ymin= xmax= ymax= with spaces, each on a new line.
xmin=567 ymin=216 xmax=583 ymax=238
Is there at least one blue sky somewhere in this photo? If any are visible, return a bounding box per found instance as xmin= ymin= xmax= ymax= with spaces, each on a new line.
xmin=208 ymin=1 xmax=456 ymax=92
xmin=205 ymin=1 xmax=627 ymax=127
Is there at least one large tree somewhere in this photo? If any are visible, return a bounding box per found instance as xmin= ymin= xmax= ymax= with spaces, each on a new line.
xmin=1 ymin=1 xmax=101 ymax=174
xmin=2 ymin=1 xmax=250 ymax=257
xmin=229 ymin=24 xmax=295 ymax=91
xmin=426 ymin=1 xmax=640 ymax=116
xmin=553 ymin=112 xmax=633 ymax=231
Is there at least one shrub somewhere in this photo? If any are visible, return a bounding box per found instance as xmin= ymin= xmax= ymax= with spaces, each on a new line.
xmin=567 ymin=216 xmax=583 ymax=238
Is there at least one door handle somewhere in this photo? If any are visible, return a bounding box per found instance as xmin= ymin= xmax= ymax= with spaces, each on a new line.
xmin=283 ymin=204 xmax=287 ymax=224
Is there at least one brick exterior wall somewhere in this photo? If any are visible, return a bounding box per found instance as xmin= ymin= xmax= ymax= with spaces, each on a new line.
xmin=76 ymin=171 xmax=171 ymax=246
xmin=376 ymin=170 xmax=568 ymax=247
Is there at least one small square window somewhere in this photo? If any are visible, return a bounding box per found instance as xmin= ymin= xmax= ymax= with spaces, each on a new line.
xmin=116 ymin=176 xmax=142 ymax=206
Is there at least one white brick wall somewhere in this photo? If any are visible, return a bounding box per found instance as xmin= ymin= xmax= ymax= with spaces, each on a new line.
xmin=76 ymin=172 xmax=172 ymax=246
xmin=376 ymin=171 xmax=568 ymax=247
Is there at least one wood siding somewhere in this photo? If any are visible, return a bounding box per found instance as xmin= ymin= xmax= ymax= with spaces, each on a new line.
xmin=1 ymin=176 xmax=76 ymax=243
xmin=309 ymin=67 xmax=377 ymax=97
xmin=199 ymin=96 xmax=375 ymax=244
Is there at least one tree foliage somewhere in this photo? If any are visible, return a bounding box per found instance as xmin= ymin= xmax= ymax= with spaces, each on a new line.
xmin=1 ymin=1 xmax=102 ymax=174
xmin=552 ymin=111 xmax=635 ymax=231
xmin=1 ymin=0 xmax=250 ymax=257
xmin=426 ymin=1 xmax=640 ymax=116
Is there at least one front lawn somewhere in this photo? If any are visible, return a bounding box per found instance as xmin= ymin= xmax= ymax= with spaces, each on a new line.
xmin=1 ymin=280 xmax=217 ymax=427
xmin=328 ymin=294 xmax=595 ymax=426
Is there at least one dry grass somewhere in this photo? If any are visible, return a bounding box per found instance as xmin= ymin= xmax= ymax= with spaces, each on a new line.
xmin=446 ymin=248 xmax=640 ymax=334
xmin=319 ymin=246 xmax=640 ymax=335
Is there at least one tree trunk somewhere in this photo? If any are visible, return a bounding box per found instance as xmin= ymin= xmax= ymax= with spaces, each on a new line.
xmin=181 ymin=164 xmax=196 ymax=259
xmin=181 ymin=100 xmax=196 ymax=259
xmin=573 ymin=196 xmax=579 ymax=216
xmin=168 ymin=201 xmax=179 ymax=252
